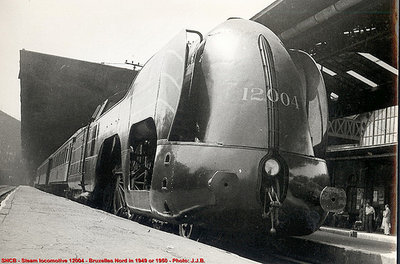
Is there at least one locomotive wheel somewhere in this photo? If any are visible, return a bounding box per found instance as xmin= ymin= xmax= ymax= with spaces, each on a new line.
xmin=178 ymin=223 xmax=202 ymax=241
xmin=104 ymin=170 xmax=129 ymax=218
xmin=112 ymin=172 xmax=129 ymax=217
xmin=179 ymin=223 xmax=194 ymax=238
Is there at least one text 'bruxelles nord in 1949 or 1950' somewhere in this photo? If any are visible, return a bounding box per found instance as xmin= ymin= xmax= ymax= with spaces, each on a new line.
xmin=1 ymin=258 xmax=205 ymax=264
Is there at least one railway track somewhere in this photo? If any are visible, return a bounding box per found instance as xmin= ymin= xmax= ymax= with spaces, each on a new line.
xmin=0 ymin=185 xmax=16 ymax=203
xmin=194 ymin=231 xmax=312 ymax=264
xmin=124 ymin=216 xmax=313 ymax=263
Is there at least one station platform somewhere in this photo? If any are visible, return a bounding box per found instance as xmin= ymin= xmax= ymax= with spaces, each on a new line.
xmin=269 ymin=224 xmax=396 ymax=264
xmin=0 ymin=186 xmax=256 ymax=263
xmin=0 ymin=186 xmax=397 ymax=264
xmin=319 ymin=226 xmax=396 ymax=244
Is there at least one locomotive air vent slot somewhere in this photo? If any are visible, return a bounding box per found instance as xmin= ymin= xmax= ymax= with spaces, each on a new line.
xmin=164 ymin=153 xmax=171 ymax=165
xmin=162 ymin=177 xmax=168 ymax=190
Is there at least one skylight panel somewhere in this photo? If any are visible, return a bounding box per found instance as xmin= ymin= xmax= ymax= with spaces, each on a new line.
xmin=316 ymin=63 xmax=337 ymax=76
xmin=358 ymin=52 xmax=398 ymax=75
xmin=346 ymin=70 xmax=378 ymax=87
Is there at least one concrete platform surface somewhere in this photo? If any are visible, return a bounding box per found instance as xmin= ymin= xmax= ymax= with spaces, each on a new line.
xmin=273 ymin=227 xmax=397 ymax=264
xmin=320 ymin=226 xmax=397 ymax=244
xmin=0 ymin=186 xmax=257 ymax=263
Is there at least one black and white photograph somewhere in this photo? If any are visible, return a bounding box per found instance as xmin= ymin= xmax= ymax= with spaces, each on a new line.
xmin=0 ymin=0 xmax=397 ymax=263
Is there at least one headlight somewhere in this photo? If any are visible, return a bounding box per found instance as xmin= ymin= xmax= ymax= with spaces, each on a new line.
xmin=264 ymin=158 xmax=280 ymax=176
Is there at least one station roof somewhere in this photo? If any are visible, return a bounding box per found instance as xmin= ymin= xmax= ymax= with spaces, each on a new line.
xmin=252 ymin=0 xmax=398 ymax=119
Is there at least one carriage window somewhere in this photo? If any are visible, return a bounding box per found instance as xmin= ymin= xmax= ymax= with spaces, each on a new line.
xmin=89 ymin=125 xmax=97 ymax=156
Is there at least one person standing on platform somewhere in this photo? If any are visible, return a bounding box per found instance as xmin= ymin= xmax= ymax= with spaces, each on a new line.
xmin=381 ymin=204 xmax=391 ymax=235
xmin=365 ymin=202 xmax=375 ymax=233
xmin=359 ymin=204 xmax=366 ymax=230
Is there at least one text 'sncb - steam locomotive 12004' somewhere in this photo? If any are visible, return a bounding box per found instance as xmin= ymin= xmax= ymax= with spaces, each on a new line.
xmin=35 ymin=18 xmax=346 ymax=237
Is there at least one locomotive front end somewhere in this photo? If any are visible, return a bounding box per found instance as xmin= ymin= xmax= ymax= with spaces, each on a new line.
xmin=151 ymin=19 xmax=345 ymax=236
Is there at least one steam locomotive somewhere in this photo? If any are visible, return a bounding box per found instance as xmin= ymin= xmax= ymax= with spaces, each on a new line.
xmin=35 ymin=18 xmax=346 ymax=237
